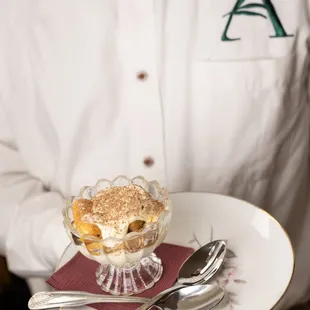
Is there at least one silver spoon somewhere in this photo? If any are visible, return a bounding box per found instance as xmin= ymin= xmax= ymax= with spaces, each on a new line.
xmin=137 ymin=240 xmax=227 ymax=310
xmin=156 ymin=284 xmax=225 ymax=310
xmin=28 ymin=291 xmax=150 ymax=309
xmin=28 ymin=284 xmax=224 ymax=310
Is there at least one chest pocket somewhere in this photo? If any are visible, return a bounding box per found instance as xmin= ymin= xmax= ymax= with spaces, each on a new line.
xmin=189 ymin=0 xmax=307 ymax=189
xmin=195 ymin=0 xmax=304 ymax=61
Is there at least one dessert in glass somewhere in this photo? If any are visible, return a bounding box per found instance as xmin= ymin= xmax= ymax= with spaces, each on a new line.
xmin=63 ymin=176 xmax=172 ymax=295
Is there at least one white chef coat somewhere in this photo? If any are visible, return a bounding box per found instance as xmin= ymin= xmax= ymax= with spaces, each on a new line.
xmin=0 ymin=0 xmax=309 ymax=308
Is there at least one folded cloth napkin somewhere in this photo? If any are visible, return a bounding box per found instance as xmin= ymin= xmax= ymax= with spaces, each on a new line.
xmin=47 ymin=243 xmax=194 ymax=310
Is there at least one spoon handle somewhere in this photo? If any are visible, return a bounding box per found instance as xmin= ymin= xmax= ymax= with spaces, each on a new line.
xmin=136 ymin=284 xmax=186 ymax=310
xmin=28 ymin=291 xmax=149 ymax=309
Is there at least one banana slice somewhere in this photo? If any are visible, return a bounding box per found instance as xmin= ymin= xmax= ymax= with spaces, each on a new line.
xmin=127 ymin=220 xmax=146 ymax=233
xmin=75 ymin=221 xmax=103 ymax=256
xmin=85 ymin=241 xmax=103 ymax=256
xmin=75 ymin=221 xmax=102 ymax=238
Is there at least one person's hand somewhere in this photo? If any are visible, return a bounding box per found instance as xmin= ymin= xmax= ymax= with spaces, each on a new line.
xmin=0 ymin=256 xmax=11 ymax=294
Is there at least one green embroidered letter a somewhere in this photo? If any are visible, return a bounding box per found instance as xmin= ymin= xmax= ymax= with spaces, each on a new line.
xmin=222 ymin=0 xmax=293 ymax=41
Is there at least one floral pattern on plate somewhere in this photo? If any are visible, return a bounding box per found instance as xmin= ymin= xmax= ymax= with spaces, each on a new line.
xmin=212 ymin=249 xmax=247 ymax=310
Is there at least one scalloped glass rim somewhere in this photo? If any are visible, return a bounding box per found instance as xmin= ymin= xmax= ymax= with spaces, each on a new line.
xmin=62 ymin=175 xmax=171 ymax=244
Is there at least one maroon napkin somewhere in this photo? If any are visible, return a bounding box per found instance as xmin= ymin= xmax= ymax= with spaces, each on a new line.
xmin=47 ymin=243 xmax=194 ymax=310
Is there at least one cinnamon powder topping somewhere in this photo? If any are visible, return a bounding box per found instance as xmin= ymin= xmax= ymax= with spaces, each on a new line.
xmin=91 ymin=185 xmax=164 ymax=223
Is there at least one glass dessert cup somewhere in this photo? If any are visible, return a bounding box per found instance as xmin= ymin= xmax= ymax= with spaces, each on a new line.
xmin=63 ymin=176 xmax=172 ymax=296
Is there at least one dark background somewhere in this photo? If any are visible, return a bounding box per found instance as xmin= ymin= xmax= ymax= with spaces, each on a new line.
xmin=0 ymin=256 xmax=31 ymax=310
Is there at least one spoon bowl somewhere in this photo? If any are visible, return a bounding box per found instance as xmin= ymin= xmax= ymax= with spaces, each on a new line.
xmin=178 ymin=240 xmax=227 ymax=285
xmin=156 ymin=284 xmax=225 ymax=310
xmin=137 ymin=240 xmax=227 ymax=310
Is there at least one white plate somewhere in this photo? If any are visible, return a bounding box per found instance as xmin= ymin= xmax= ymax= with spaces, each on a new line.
xmin=57 ymin=193 xmax=294 ymax=310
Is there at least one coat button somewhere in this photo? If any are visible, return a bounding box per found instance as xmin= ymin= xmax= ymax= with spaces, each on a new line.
xmin=136 ymin=71 xmax=148 ymax=81
xmin=143 ymin=156 xmax=154 ymax=167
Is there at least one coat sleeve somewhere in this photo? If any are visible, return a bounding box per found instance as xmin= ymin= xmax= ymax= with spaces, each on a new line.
xmin=0 ymin=104 xmax=70 ymax=278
